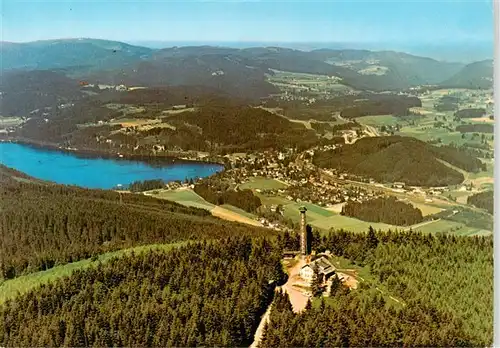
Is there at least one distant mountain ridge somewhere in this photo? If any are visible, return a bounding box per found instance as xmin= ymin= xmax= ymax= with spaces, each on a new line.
xmin=0 ymin=38 xmax=492 ymax=96
xmin=0 ymin=38 xmax=153 ymax=74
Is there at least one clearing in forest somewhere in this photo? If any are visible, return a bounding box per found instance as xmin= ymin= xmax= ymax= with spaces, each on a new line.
xmin=211 ymin=206 xmax=262 ymax=226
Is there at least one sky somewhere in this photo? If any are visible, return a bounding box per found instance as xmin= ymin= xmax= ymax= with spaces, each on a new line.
xmin=1 ymin=0 xmax=494 ymax=45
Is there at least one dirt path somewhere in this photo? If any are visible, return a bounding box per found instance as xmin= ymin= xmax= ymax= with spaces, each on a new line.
xmin=250 ymin=258 xmax=309 ymax=347
xmin=282 ymin=258 xmax=310 ymax=313
xmin=249 ymin=302 xmax=273 ymax=348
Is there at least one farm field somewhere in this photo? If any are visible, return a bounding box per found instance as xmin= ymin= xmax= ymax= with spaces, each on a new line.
xmin=0 ymin=117 xmax=24 ymax=128
xmin=239 ymin=177 xmax=288 ymax=190
xmin=354 ymin=88 xmax=494 ymax=151
xmin=411 ymin=219 xmax=463 ymax=234
xmin=310 ymin=214 xmax=397 ymax=233
xmin=220 ymin=204 xmax=259 ymax=220
xmin=354 ymin=115 xmax=401 ymax=127
xmin=256 ymin=193 xmax=293 ymax=207
xmin=0 ymin=242 xmax=184 ymax=305
xmin=410 ymin=202 xmax=445 ymax=216
xmin=146 ymin=188 xmax=263 ymax=226
xmin=266 ymin=70 xmax=352 ymax=95
xmin=146 ymin=188 xmax=216 ymax=211
xmin=211 ymin=206 xmax=262 ymax=226
xmin=283 ymin=202 xmax=335 ymax=222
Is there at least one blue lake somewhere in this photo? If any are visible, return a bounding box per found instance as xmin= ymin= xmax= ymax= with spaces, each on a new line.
xmin=0 ymin=142 xmax=224 ymax=189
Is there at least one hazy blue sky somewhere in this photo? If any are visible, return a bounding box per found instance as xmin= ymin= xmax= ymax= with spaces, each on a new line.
xmin=2 ymin=0 xmax=494 ymax=44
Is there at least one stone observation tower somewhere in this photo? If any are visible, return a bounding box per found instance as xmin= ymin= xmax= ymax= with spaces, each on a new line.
xmin=299 ymin=206 xmax=308 ymax=256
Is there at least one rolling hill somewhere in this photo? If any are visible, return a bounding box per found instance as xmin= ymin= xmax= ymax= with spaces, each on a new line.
xmin=0 ymin=38 xmax=153 ymax=74
xmin=312 ymin=136 xmax=485 ymax=186
xmin=440 ymin=60 xmax=493 ymax=89
xmin=0 ymin=70 xmax=84 ymax=117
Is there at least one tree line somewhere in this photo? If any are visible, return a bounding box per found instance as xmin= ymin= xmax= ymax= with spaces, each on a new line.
xmin=454 ymin=108 xmax=486 ymax=119
xmin=194 ymin=182 xmax=262 ymax=213
xmin=467 ymin=190 xmax=493 ymax=214
xmin=341 ymin=196 xmax=424 ymax=226
xmin=456 ymin=123 xmax=493 ymax=134
xmin=1 ymin=237 xmax=286 ymax=347
xmin=128 ymin=179 xmax=165 ymax=192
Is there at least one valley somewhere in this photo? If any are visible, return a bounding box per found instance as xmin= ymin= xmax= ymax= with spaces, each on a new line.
xmin=0 ymin=34 xmax=494 ymax=347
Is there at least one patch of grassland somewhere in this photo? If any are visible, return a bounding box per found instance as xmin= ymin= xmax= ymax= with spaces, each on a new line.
xmin=0 ymin=117 xmax=24 ymax=127
xmin=256 ymin=194 xmax=294 ymax=207
xmin=355 ymin=115 xmax=401 ymax=127
xmin=149 ymin=189 xmax=215 ymax=211
xmin=0 ymin=242 xmax=184 ymax=305
xmin=411 ymin=219 xmax=463 ymax=234
xmin=239 ymin=177 xmax=288 ymax=190
xmin=310 ymin=214 xmax=396 ymax=233
xmin=410 ymin=202 xmax=444 ymax=216
xmin=283 ymin=205 xmax=326 ymax=222
xmin=220 ymin=204 xmax=258 ymax=219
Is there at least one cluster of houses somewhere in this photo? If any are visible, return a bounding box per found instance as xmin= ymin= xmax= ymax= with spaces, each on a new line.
xmin=283 ymin=181 xmax=379 ymax=207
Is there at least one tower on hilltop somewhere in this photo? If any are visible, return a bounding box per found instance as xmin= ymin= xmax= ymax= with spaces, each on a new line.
xmin=299 ymin=206 xmax=308 ymax=256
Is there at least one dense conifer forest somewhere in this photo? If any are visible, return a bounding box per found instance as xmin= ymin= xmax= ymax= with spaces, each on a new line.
xmin=0 ymin=169 xmax=273 ymax=279
xmin=1 ymin=238 xmax=286 ymax=347
xmin=305 ymin=229 xmax=493 ymax=346
xmin=467 ymin=190 xmax=494 ymax=214
xmin=341 ymin=196 xmax=424 ymax=226
xmin=194 ymin=183 xmax=262 ymax=213
xmin=260 ymin=288 xmax=471 ymax=347
xmin=313 ymin=136 xmax=484 ymax=186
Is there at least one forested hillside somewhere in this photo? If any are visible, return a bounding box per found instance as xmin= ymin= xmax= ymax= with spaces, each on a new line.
xmin=313 ymin=136 xmax=484 ymax=186
xmin=441 ymin=60 xmax=493 ymax=89
xmin=10 ymin=96 xmax=326 ymax=155
xmin=263 ymin=229 xmax=493 ymax=347
xmin=0 ymin=167 xmax=273 ymax=279
xmin=1 ymin=238 xmax=285 ymax=347
xmin=0 ymin=70 xmax=84 ymax=117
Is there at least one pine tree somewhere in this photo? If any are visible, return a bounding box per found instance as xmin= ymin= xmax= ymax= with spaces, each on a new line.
xmin=329 ymin=274 xmax=342 ymax=296
xmin=311 ymin=265 xmax=323 ymax=297
xmin=366 ymin=226 xmax=379 ymax=249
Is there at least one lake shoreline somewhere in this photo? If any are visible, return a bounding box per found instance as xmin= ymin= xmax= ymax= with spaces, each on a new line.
xmin=0 ymin=141 xmax=226 ymax=189
xmin=0 ymin=136 xmax=228 ymax=169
